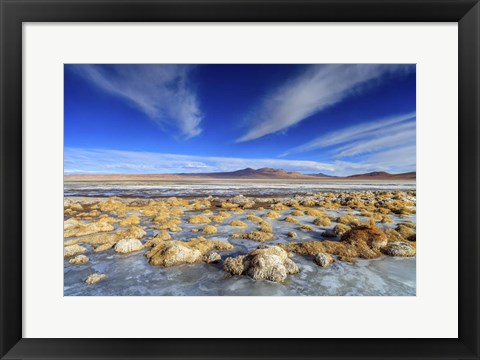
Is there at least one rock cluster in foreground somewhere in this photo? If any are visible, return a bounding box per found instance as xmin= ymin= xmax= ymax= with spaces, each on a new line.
xmin=224 ymin=246 xmax=299 ymax=283
xmin=64 ymin=190 xmax=416 ymax=285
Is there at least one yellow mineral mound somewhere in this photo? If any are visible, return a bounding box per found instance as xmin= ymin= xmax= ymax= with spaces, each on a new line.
xmin=305 ymin=209 xmax=324 ymax=217
xmin=313 ymin=217 xmax=331 ymax=227
xmin=301 ymin=199 xmax=316 ymax=207
xmin=247 ymin=214 xmax=263 ymax=223
xmin=202 ymin=225 xmax=218 ymax=235
xmin=144 ymin=230 xmax=172 ymax=248
xmin=259 ymin=221 xmax=273 ymax=233
xmin=99 ymin=198 xmax=124 ymax=213
xmin=153 ymin=213 xmax=170 ymax=224
xmin=336 ymin=215 xmax=361 ymax=227
xmin=229 ymin=220 xmax=248 ymax=227
xmin=170 ymin=208 xmax=184 ymax=216
xmin=64 ymin=244 xmax=87 ymax=258
xmin=270 ymin=203 xmax=289 ymax=211
xmin=280 ymin=240 xmax=358 ymax=259
xmin=221 ymin=202 xmax=239 ymax=209
xmin=93 ymin=243 xmax=116 ymax=253
xmin=284 ymin=216 xmax=299 ymax=224
xmin=395 ymin=223 xmax=416 ymax=241
xmin=117 ymin=225 xmax=147 ymax=239
xmin=264 ymin=211 xmax=281 ymax=219
xmin=68 ymin=254 xmax=89 ymax=265
xmin=168 ymin=197 xmax=190 ymax=207
xmin=119 ymin=216 xmax=140 ymax=227
xmin=156 ymin=219 xmax=183 ymax=232
xmin=98 ymin=215 xmax=117 ymax=224
xmin=187 ymin=215 xmax=211 ymax=224
xmin=299 ymin=224 xmax=314 ymax=231
xmin=85 ymin=273 xmax=106 ymax=284
xmin=76 ymin=233 xmax=118 ymax=246
xmin=333 ymin=224 xmax=351 ymax=236
xmin=232 ymin=231 xmax=273 ymax=242
xmin=64 ymin=218 xmax=114 ymax=238
xmin=341 ymin=225 xmax=388 ymax=251
xmin=146 ymin=237 xmax=233 ymax=267
xmin=218 ymin=211 xmax=232 ymax=218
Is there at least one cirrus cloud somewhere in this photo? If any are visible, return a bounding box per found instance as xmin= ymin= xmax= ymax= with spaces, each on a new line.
xmin=69 ymin=64 xmax=203 ymax=139
xmin=237 ymin=64 xmax=415 ymax=142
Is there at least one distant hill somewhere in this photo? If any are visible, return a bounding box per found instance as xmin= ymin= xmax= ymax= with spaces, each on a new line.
xmin=65 ymin=168 xmax=416 ymax=181
xmin=308 ymin=172 xmax=335 ymax=178
xmin=346 ymin=171 xmax=416 ymax=180
xmin=178 ymin=167 xmax=316 ymax=179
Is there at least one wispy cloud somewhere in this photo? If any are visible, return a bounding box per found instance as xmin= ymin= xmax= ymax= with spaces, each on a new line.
xmin=70 ymin=64 xmax=203 ymax=139
xmin=278 ymin=111 xmax=416 ymax=174
xmin=282 ymin=112 xmax=416 ymax=157
xmin=237 ymin=64 xmax=415 ymax=142
xmin=64 ymin=148 xmax=369 ymax=175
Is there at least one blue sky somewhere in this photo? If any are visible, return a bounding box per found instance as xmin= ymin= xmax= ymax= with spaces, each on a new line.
xmin=64 ymin=64 xmax=416 ymax=175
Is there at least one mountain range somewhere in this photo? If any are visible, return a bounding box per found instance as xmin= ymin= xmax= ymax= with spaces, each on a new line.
xmin=64 ymin=167 xmax=416 ymax=181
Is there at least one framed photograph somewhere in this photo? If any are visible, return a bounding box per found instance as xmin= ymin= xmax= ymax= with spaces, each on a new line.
xmin=1 ymin=0 xmax=479 ymax=359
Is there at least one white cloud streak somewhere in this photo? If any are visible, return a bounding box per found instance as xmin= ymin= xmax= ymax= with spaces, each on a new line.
xmin=64 ymin=148 xmax=376 ymax=176
xmin=72 ymin=64 xmax=203 ymax=139
xmin=283 ymin=112 xmax=416 ymax=156
xmin=237 ymin=64 xmax=415 ymax=142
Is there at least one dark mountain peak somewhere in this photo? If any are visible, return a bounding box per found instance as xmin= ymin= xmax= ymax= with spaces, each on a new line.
xmin=310 ymin=172 xmax=334 ymax=178
xmin=347 ymin=171 xmax=416 ymax=179
xmin=257 ymin=167 xmax=278 ymax=172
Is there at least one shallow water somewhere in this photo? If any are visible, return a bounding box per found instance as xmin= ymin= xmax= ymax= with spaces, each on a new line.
xmin=64 ymin=207 xmax=416 ymax=296
xmin=64 ymin=181 xmax=415 ymax=198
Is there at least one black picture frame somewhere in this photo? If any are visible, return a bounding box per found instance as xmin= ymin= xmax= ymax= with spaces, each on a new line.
xmin=1 ymin=0 xmax=479 ymax=359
